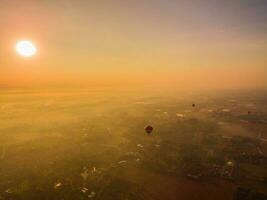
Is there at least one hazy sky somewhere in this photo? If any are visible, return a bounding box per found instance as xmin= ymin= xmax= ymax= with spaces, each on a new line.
xmin=0 ymin=0 xmax=266 ymax=89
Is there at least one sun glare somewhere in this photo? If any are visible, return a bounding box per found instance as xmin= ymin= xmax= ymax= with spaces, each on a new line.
xmin=16 ymin=40 xmax=37 ymax=57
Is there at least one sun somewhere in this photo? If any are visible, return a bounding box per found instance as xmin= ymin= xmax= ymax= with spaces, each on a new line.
xmin=16 ymin=40 xmax=37 ymax=57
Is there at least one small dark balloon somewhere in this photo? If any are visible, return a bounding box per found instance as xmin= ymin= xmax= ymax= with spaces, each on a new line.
xmin=192 ymin=103 xmax=195 ymax=107
xmin=248 ymin=111 xmax=251 ymax=115
xmin=145 ymin=125 xmax=153 ymax=135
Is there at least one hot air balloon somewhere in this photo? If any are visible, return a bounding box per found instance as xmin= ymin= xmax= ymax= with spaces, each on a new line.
xmin=145 ymin=125 xmax=153 ymax=135
xmin=192 ymin=103 xmax=195 ymax=108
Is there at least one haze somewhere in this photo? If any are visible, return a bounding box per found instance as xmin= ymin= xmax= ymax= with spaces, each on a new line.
xmin=0 ymin=0 xmax=266 ymax=90
xmin=1 ymin=1 xmax=267 ymax=199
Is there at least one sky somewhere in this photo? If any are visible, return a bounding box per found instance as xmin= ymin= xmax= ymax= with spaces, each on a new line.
xmin=0 ymin=0 xmax=266 ymax=90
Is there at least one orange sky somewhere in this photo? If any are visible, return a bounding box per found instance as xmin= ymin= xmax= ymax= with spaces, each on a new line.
xmin=0 ymin=0 xmax=266 ymax=90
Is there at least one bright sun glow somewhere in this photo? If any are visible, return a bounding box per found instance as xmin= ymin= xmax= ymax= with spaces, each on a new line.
xmin=16 ymin=40 xmax=37 ymax=57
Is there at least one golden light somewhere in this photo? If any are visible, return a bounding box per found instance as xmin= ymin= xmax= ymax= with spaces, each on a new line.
xmin=16 ymin=40 xmax=37 ymax=57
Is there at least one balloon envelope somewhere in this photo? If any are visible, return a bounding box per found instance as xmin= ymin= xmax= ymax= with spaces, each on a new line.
xmin=145 ymin=125 xmax=153 ymax=134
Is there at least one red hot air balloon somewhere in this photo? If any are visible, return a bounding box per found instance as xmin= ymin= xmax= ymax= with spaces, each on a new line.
xmin=145 ymin=125 xmax=153 ymax=135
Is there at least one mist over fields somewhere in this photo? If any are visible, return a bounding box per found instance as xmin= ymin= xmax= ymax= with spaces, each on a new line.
xmin=1 ymin=89 xmax=267 ymax=200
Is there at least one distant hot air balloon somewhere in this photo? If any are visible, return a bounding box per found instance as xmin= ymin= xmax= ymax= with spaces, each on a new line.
xmin=192 ymin=103 xmax=195 ymax=108
xmin=145 ymin=125 xmax=153 ymax=135
xmin=248 ymin=111 xmax=251 ymax=115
